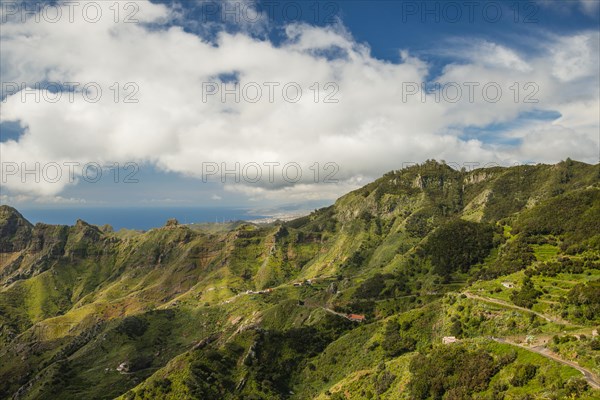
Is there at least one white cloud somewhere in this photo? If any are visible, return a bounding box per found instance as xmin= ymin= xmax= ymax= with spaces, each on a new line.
xmin=537 ymin=0 xmax=600 ymax=17
xmin=550 ymin=33 xmax=600 ymax=81
xmin=0 ymin=0 xmax=598 ymax=204
xmin=443 ymin=40 xmax=532 ymax=72
xmin=579 ymin=0 xmax=600 ymax=16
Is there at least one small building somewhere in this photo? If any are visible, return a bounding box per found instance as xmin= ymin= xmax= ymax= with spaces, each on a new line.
xmin=293 ymin=282 xmax=302 ymax=287
xmin=347 ymin=314 xmax=366 ymax=322
xmin=442 ymin=336 xmax=458 ymax=344
xmin=501 ymin=282 xmax=515 ymax=289
xmin=592 ymin=329 xmax=598 ymax=337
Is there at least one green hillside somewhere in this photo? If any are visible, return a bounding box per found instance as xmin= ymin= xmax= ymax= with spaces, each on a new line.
xmin=1 ymin=160 xmax=599 ymax=399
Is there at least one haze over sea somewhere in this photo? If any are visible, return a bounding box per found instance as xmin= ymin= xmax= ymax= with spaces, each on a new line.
xmin=16 ymin=207 xmax=266 ymax=231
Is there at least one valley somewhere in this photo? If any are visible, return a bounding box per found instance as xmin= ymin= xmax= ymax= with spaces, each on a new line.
xmin=1 ymin=160 xmax=599 ymax=399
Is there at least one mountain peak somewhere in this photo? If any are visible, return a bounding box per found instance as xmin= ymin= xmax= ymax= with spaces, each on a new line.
xmin=0 ymin=205 xmax=33 ymax=252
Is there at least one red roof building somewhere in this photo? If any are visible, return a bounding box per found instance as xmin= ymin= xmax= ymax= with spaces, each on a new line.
xmin=347 ymin=314 xmax=366 ymax=322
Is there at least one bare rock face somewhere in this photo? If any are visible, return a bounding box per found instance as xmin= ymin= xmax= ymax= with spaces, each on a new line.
xmin=464 ymin=171 xmax=494 ymax=185
xmin=0 ymin=205 xmax=33 ymax=252
xmin=165 ymin=218 xmax=180 ymax=227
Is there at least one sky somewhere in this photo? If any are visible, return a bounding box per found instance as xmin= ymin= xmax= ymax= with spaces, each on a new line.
xmin=0 ymin=0 xmax=599 ymax=214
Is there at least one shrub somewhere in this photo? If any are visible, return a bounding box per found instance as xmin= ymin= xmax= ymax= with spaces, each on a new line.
xmin=117 ymin=316 xmax=148 ymax=338
xmin=510 ymin=363 xmax=538 ymax=387
xmin=565 ymin=377 xmax=589 ymax=397
xmin=382 ymin=321 xmax=416 ymax=357
xmin=374 ymin=370 xmax=396 ymax=394
xmin=510 ymin=277 xmax=541 ymax=309
xmin=408 ymin=345 xmax=498 ymax=399
xmin=425 ymin=220 xmax=494 ymax=278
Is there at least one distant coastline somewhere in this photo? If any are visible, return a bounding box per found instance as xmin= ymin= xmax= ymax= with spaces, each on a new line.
xmin=10 ymin=206 xmax=311 ymax=231
xmin=13 ymin=207 xmax=263 ymax=231
xmin=244 ymin=211 xmax=310 ymax=224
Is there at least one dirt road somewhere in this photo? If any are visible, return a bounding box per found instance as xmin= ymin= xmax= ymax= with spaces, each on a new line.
xmin=493 ymin=337 xmax=600 ymax=390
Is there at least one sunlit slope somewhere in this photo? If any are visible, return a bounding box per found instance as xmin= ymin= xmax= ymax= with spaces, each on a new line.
xmin=0 ymin=159 xmax=598 ymax=399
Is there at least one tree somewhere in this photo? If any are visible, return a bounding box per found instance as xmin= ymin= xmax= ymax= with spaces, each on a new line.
xmin=408 ymin=345 xmax=497 ymax=399
xmin=510 ymin=277 xmax=541 ymax=309
xmin=510 ymin=363 xmax=537 ymax=387
xmin=425 ymin=219 xmax=494 ymax=278
xmin=382 ymin=321 xmax=416 ymax=357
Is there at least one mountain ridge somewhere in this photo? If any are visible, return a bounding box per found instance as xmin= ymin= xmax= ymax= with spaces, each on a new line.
xmin=1 ymin=159 xmax=599 ymax=399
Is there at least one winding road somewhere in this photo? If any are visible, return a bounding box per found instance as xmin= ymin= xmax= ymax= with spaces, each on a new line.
xmin=492 ymin=337 xmax=600 ymax=390
xmin=461 ymin=292 xmax=599 ymax=389
xmin=463 ymin=292 xmax=571 ymax=325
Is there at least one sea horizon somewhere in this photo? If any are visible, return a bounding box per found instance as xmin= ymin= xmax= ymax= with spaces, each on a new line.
xmin=11 ymin=206 xmax=271 ymax=231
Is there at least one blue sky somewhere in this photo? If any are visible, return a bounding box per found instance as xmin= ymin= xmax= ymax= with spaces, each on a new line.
xmin=165 ymin=1 xmax=599 ymax=62
xmin=1 ymin=0 xmax=599 ymax=217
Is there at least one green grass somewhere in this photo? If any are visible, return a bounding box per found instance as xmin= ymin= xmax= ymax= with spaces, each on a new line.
xmin=532 ymin=243 xmax=560 ymax=262
xmin=2 ymin=161 xmax=600 ymax=399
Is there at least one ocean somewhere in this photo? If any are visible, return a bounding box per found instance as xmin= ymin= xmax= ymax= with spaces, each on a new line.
xmin=17 ymin=207 xmax=266 ymax=231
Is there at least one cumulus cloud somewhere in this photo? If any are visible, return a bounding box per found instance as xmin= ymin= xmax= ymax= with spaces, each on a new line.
xmin=443 ymin=40 xmax=532 ymax=72
xmin=0 ymin=0 xmax=598 ymax=203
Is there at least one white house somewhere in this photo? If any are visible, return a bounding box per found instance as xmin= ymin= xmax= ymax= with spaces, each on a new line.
xmin=442 ymin=336 xmax=458 ymax=344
